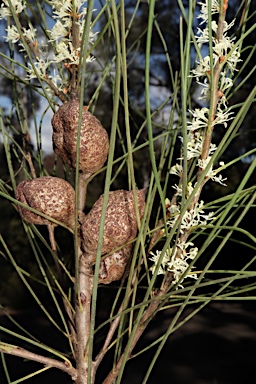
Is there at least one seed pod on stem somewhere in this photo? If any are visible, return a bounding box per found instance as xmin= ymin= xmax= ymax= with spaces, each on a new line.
xmin=81 ymin=189 xmax=146 ymax=258
xmin=98 ymin=244 xmax=133 ymax=284
xmin=51 ymin=99 xmax=109 ymax=179
xmin=15 ymin=176 xmax=75 ymax=230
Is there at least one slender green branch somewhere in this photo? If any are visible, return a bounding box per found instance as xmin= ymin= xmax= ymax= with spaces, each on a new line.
xmin=0 ymin=342 xmax=77 ymax=380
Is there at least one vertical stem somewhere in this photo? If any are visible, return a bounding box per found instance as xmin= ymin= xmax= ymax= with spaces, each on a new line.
xmin=70 ymin=5 xmax=80 ymax=98
xmin=75 ymin=176 xmax=93 ymax=384
xmin=195 ymin=0 xmax=228 ymax=195
xmin=78 ymin=173 xmax=91 ymax=212
xmin=75 ymin=252 xmax=93 ymax=384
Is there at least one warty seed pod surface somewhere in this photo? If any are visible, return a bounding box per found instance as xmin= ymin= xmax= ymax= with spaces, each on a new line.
xmin=81 ymin=189 xmax=146 ymax=256
xmin=15 ymin=176 xmax=75 ymax=229
xmin=52 ymin=100 xmax=109 ymax=176
xmin=98 ymin=244 xmax=133 ymax=284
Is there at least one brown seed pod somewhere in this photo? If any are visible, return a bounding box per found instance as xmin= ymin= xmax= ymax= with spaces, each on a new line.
xmin=81 ymin=189 xmax=146 ymax=256
xmin=51 ymin=100 xmax=109 ymax=177
xmin=98 ymin=244 xmax=133 ymax=284
xmin=16 ymin=176 xmax=75 ymax=229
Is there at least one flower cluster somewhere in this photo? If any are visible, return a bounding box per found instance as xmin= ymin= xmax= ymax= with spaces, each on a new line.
xmin=0 ymin=0 xmax=26 ymax=19
xmin=2 ymin=0 xmax=96 ymax=90
xmin=149 ymin=241 xmax=198 ymax=287
xmin=149 ymin=1 xmax=241 ymax=286
xmin=167 ymin=200 xmax=215 ymax=234
xmin=48 ymin=0 xmax=96 ymax=65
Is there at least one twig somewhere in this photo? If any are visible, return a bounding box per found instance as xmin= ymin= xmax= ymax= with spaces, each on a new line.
xmin=0 ymin=342 xmax=77 ymax=380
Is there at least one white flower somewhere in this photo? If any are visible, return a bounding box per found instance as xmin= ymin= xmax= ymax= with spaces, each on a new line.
xmin=197 ymin=0 xmax=220 ymax=24
xmin=186 ymin=182 xmax=194 ymax=197
xmin=4 ymin=25 xmax=20 ymax=43
xmin=179 ymin=131 xmax=217 ymax=161
xmin=181 ymin=131 xmax=202 ymax=159
xmin=197 ymin=157 xmax=227 ymax=186
xmin=0 ymin=0 xmax=26 ymax=19
xmin=149 ymin=250 xmax=170 ymax=275
xmin=214 ymin=106 xmax=234 ymax=127
xmin=48 ymin=70 xmax=64 ymax=88
xmin=53 ymin=41 xmax=80 ymax=64
xmin=187 ymin=107 xmax=209 ymax=131
xmin=214 ymin=36 xmax=234 ymax=57
xmin=47 ymin=0 xmax=96 ymax=64
xmin=211 ymin=173 xmax=227 ymax=186
xmin=23 ymin=24 xmax=37 ymax=43
xmin=168 ymin=204 xmax=180 ymax=216
xmin=0 ymin=5 xmax=11 ymax=19
xmin=4 ymin=23 xmax=38 ymax=50
xmin=219 ymin=71 xmax=233 ymax=92
xmin=26 ymin=59 xmax=51 ymax=80
xmin=51 ymin=1 xmax=73 ymax=19
xmin=225 ymin=47 xmax=241 ymax=73
xmin=191 ymin=56 xmax=210 ymax=79
xmin=149 ymin=241 xmax=199 ymax=287
xmin=191 ymin=55 xmax=219 ymax=81
xmin=78 ymin=4 xmax=88 ymax=17
xmin=170 ymin=163 xmax=183 ymax=176
xmin=78 ymin=18 xmax=98 ymax=42
xmin=197 ymin=79 xmax=210 ymax=100
xmin=195 ymin=26 xmax=210 ymax=44
xmin=48 ymin=19 xmax=71 ymax=41
xmin=172 ymin=184 xmax=183 ymax=196
xmin=167 ymin=200 xmax=215 ymax=234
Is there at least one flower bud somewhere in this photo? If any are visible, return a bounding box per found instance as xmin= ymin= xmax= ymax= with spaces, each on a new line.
xmin=16 ymin=176 xmax=75 ymax=229
xmin=52 ymin=100 xmax=109 ymax=177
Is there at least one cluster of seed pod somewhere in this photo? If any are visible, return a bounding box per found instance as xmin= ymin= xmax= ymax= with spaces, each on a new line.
xmin=16 ymin=98 xmax=109 ymax=230
xmin=16 ymin=99 xmax=146 ymax=284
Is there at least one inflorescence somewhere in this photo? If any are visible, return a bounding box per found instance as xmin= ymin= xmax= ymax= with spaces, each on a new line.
xmin=149 ymin=0 xmax=241 ymax=287
xmin=1 ymin=0 xmax=96 ymax=92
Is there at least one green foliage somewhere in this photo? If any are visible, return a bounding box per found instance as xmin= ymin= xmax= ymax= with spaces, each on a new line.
xmin=0 ymin=0 xmax=256 ymax=383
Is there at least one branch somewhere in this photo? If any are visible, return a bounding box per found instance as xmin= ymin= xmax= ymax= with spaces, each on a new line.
xmin=0 ymin=342 xmax=77 ymax=380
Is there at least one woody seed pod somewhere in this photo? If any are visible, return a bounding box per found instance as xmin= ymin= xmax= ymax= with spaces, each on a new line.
xmin=81 ymin=189 xmax=146 ymax=256
xmin=98 ymin=244 xmax=133 ymax=284
xmin=51 ymin=99 xmax=109 ymax=177
xmin=16 ymin=176 xmax=75 ymax=229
